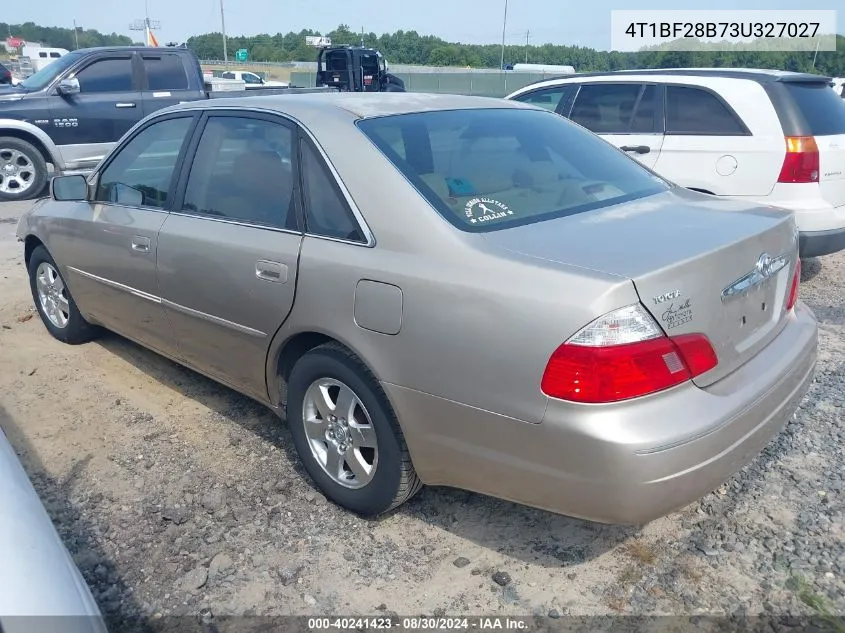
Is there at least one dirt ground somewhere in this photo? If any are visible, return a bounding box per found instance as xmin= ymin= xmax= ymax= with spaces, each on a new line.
xmin=0 ymin=199 xmax=842 ymax=629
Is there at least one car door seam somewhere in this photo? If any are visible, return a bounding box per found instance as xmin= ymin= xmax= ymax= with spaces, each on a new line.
xmin=264 ymin=234 xmax=306 ymax=405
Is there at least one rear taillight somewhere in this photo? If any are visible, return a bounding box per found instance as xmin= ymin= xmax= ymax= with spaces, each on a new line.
xmin=777 ymin=136 xmax=819 ymax=184
xmin=541 ymin=304 xmax=718 ymax=404
xmin=786 ymin=259 xmax=801 ymax=311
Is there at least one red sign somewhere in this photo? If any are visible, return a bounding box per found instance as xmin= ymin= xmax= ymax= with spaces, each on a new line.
xmin=6 ymin=37 xmax=25 ymax=48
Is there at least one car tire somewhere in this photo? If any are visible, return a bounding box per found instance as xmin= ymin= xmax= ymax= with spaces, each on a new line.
xmin=286 ymin=342 xmax=423 ymax=516
xmin=0 ymin=136 xmax=49 ymax=202
xmin=27 ymin=245 xmax=100 ymax=345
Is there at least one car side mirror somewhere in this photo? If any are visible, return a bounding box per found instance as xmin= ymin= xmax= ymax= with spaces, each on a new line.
xmin=50 ymin=174 xmax=88 ymax=201
xmin=56 ymin=78 xmax=80 ymax=96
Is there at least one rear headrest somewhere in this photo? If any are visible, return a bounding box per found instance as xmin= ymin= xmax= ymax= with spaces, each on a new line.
xmin=619 ymin=99 xmax=636 ymax=123
xmin=513 ymin=160 xmax=560 ymax=189
xmin=232 ymin=150 xmax=289 ymax=186
xmin=572 ymin=101 xmax=599 ymax=120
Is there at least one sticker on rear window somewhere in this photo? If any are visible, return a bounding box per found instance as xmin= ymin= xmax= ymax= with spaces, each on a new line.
xmin=464 ymin=198 xmax=514 ymax=224
xmin=446 ymin=178 xmax=477 ymax=196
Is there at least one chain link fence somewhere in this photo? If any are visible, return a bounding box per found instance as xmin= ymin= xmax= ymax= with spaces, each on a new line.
xmin=198 ymin=61 xmax=561 ymax=98
xmin=288 ymin=70 xmax=557 ymax=97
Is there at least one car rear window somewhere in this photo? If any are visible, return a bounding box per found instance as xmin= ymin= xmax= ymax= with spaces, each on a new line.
xmin=784 ymin=82 xmax=845 ymax=136
xmin=356 ymin=108 xmax=669 ymax=232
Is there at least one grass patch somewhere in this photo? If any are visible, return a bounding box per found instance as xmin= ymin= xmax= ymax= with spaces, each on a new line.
xmin=793 ymin=575 xmax=845 ymax=633
xmin=625 ymin=540 xmax=657 ymax=565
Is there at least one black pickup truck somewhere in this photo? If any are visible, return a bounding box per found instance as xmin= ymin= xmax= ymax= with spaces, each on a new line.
xmin=0 ymin=46 xmax=331 ymax=201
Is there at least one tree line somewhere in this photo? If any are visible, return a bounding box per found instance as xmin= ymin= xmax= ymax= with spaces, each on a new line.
xmin=0 ymin=21 xmax=132 ymax=51
xmin=2 ymin=21 xmax=844 ymax=76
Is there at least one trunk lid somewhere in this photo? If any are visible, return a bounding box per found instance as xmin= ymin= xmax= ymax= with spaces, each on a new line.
xmin=480 ymin=189 xmax=799 ymax=387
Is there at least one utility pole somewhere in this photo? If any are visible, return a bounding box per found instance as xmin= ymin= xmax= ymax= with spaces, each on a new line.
xmin=499 ymin=0 xmax=509 ymax=70
xmin=525 ymin=29 xmax=530 ymax=63
xmin=220 ymin=0 xmax=228 ymax=65
xmin=361 ymin=27 xmax=364 ymax=46
xmin=811 ymin=38 xmax=820 ymax=69
xmin=73 ymin=19 xmax=80 ymax=49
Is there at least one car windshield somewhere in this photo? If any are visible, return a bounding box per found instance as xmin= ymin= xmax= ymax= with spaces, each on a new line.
xmin=784 ymin=82 xmax=845 ymax=136
xmin=19 ymin=51 xmax=84 ymax=91
xmin=356 ymin=107 xmax=670 ymax=232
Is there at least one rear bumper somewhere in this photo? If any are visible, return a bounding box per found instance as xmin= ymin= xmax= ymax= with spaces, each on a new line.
xmin=764 ymin=190 xmax=845 ymax=235
xmin=387 ymin=303 xmax=818 ymax=524
xmin=799 ymin=226 xmax=845 ymax=258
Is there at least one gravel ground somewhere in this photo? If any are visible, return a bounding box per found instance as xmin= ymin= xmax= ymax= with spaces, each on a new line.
xmin=0 ymin=199 xmax=843 ymax=630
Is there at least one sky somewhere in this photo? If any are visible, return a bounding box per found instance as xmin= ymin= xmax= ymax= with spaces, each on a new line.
xmin=5 ymin=0 xmax=843 ymax=51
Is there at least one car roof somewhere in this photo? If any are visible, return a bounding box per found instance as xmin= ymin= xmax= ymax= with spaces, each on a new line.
xmin=525 ymin=67 xmax=832 ymax=86
xmin=64 ymin=46 xmax=179 ymax=55
xmin=165 ymin=91 xmax=536 ymax=120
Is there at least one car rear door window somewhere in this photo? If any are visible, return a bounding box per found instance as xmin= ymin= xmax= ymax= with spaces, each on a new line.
xmin=569 ymin=83 xmax=645 ymax=133
xmin=299 ymin=140 xmax=365 ymax=242
xmin=665 ymin=85 xmax=748 ymax=135
xmin=357 ymin=107 xmax=668 ymax=233
xmin=75 ymin=57 xmax=133 ymax=92
xmin=95 ymin=116 xmax=193 ymax=208
xmin=630 ymin=85 xmax=658 ymax=133
xmin=782 ymin=82 xmax=845 ymax=136
xmin=181 ymin=115 xmax=297 ymax=229
xmin=143 ymin=54 xmax=189 ymax=91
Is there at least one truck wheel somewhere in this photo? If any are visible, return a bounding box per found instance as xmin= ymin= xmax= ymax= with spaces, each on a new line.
xmin=0 ymin=137 xmax=49 ymax=202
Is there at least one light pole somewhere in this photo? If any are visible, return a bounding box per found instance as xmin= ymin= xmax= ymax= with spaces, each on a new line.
xmin=500 ymin=0 xmax=508 ymax=70
xmin=220 ymin=0 xmax=228 ymax=65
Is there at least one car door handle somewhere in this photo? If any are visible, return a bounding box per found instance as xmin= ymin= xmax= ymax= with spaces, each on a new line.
xmin=115 ymin=102 xmax=136 ymax=109
xmin=131 ymin=236 xmax=150 ymax=252
xmin=620 ymin=145 xmax=651 ymax=154
xmin=255 ymin=260 xmax=288 ymax=283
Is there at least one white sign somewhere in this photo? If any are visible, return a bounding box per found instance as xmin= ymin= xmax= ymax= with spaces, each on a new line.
xmin=305 ymin=36 xmax=332 ymax=47
xmin=610 ymin=10 xmax=837 ymax=52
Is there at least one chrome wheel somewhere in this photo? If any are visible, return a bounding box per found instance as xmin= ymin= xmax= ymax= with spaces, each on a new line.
xmin=302 ymin=378 xmax=379 ymax=489
xmin=0 ymin=147 xmax=35 ymax=195
xmin=35 ymin=262 xmax=70 ymax=329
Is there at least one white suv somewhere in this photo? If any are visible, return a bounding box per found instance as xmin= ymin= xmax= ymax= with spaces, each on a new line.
xmin=506 ymin=69 xmax=845 ymax=258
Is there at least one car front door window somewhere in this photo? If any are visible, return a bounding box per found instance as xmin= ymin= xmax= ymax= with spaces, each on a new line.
xmin=94 ymin=116 xmax=194 ymax=208
xmin=74 ymin=58 xmax=133 ymax=93
xmin=569 ymin=83 xmax=645 ymax=134
xmin=513 ymin=85 xmax=576 ymax=113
